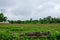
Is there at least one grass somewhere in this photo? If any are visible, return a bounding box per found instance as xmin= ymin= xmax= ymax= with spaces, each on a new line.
xmin=0 ymin=23 xmax=60 ymax=40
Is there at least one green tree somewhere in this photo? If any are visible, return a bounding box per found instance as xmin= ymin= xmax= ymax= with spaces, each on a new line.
xmin=3 ymin=17 xmax=7 ymax=22
xmin=46 ymin=16 xmax=52 ymax=23
xmin=30 ymin=18 xmax=33 ymax=23
xmin=0 ymin=13 xmax=7 ymax=22
xmin=16 ymin=20 xmax=21 ymax=24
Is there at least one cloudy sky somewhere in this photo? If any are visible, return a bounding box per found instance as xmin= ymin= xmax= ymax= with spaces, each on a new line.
xmin=0 ymin=0 xmax=60 ymax=20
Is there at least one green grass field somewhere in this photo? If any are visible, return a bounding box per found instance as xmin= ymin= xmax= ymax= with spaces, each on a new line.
xmin=0 ymin=24 xmax=60 ymax=40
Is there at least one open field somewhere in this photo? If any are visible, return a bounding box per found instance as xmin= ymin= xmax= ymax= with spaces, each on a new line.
xmin=0 ymin=24 xmax=60 ymax=40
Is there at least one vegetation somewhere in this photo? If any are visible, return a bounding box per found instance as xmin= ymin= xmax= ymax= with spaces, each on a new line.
xmin=0 ymin=13 xmax=60 ymax=40
xmin=9 ymin=16 xmax=60 ymax=24
xmin=0 ymin=13 xmax=7 ymax=22
xmin=0 ymin=13 xmax=60 ymax=24
xmin=0 ymin=24 xmax=60 ymax=40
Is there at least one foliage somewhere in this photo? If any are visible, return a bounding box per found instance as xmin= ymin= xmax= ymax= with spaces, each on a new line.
xmin=0 ymin=13 xmax=7 ymax=22
xmin=0 ymin=24 xmax=60 ymax=40
xmin=8 ymin=16 xmax=60 ymax=24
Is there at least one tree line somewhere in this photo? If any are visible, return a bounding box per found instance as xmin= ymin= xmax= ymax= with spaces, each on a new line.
xmin=0 ymin=13 xmax=60 ymax=24
xmin=8 ymin=16 xmax=60 ymax=24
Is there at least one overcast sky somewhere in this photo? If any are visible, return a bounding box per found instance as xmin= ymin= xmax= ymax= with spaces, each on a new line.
xmin=0 ymin=0 xmax=60 ymax=20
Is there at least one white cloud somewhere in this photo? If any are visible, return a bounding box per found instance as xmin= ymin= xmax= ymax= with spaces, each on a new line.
xmin=0 ymin=0 xmax=60 ymax=20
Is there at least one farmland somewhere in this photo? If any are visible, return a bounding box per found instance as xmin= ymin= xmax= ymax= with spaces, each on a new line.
xmin=0 ymin=24 xmax=60 ymax=40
